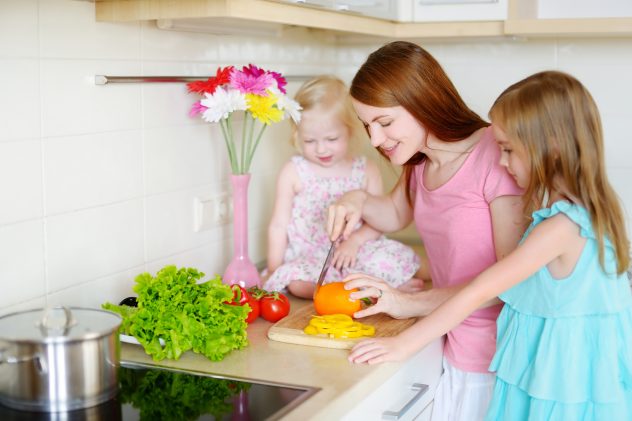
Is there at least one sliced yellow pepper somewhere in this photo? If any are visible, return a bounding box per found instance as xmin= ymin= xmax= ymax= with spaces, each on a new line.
xmin=303 ymin=314 xmax=375 ymax=339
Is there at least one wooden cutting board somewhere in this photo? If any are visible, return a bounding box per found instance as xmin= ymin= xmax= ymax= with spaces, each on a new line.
xmin=267 ymin=304 xmax=417 ymax=349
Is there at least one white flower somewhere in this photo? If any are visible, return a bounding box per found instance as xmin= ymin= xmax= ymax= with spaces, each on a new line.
xmin=200 ymin=87 xmax=247 ymax=123
xmin=268 ymin=86 xmax=302 ymax=124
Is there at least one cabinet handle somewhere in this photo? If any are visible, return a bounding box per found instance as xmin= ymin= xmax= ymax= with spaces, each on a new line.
xmin=382 ymin=383 xmax=429 ymax=420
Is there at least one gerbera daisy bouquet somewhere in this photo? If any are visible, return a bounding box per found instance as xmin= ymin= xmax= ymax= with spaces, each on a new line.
xmin=187 ymin=64 xmax=301 ymax=174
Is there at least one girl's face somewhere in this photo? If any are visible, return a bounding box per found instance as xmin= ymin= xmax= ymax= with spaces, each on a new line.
xmin=493 ymin=124 xmax=530 ymax=189
xmin=351 ymin=100 xmax=426 ymax=166
xmin=297 ymin=108 xmax=350 ymax=168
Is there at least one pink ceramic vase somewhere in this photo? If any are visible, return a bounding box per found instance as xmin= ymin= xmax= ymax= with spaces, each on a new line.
xmin=223 ymin=174 xmax=262 ymax=288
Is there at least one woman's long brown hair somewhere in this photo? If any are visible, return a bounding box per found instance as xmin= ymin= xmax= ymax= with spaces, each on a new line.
xmin=490 ymin=71 xmax=629 ymax=274
xmin=350 ymin=41 xmax=488 ymax=203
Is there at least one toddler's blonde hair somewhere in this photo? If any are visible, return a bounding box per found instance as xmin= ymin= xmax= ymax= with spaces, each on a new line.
xmin=290 ymin=75 xmax=364 ymax=152
xmin=490 ymin=70 xmax=630 ymax=274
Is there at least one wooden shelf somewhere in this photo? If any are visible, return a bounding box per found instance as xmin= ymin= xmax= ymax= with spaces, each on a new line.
xmin=95 ymin=0 xmax=632 ymax=39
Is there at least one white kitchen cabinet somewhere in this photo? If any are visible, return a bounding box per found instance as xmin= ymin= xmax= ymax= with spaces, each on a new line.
xmin=266 ymin=0 xmax=414 ymax=22
xmin=413 ymin=0 xmax=508 ymax=22
xmin=342 ymin=337 xmax=443 ymax=421
xmin=95 ymin=0 xmax=632 ymax=39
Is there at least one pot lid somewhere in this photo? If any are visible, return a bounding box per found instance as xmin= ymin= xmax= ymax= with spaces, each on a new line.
xmin=0 ymin=307 xmax=121 ymax=343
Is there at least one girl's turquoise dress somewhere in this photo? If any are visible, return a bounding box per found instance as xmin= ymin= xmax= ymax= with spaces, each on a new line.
xmin=485 ymin=201 xmax=632 ymax=420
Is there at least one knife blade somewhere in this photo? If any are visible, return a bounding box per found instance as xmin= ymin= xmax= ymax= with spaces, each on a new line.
xmin=314 ymin=240 xmax=337 ymax=299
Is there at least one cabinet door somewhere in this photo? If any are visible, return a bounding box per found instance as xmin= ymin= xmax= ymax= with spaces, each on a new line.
xmin=333 ymin=0 xmax=414 ymax=22
xmin=413 ymin=0 xmax=508 ymax=22
xmin=342 ymin=338 xmax=443 ymax=421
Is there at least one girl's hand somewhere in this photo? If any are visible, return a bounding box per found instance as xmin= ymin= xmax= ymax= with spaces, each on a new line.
xmin=348 ymin=336 xmax=413 ymax=364
xmin=327 ymin=190 xmax=368 ymax=241
xmin=344 ymin=273 xmax=410 ymax=319
xmin=332 ymin=237 xmax=361 ymax=270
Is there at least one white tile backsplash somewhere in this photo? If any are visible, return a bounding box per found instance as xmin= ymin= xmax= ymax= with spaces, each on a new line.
xmin=0 ymin=0 xmax=38 ymax=59
xmin=145 ymin=186 xmax=227 ymax=261
xmin=43 ymin=130 xmax=143 ymax=214
xmin=0 ymin=140 xmax=43 ymax=225
xmin=143 ymin=124 xmax=228 ymax=196
xmin=0 ymin=220 xmax=46 ymax=308
xmin=0 ymin=59 xmax=40 ymax=142
xmin=46 ymin=199 xmax=144 ymax=292
xmin=1 ymin=0 xmax=632 ymax=312
xmin=39 ymin=0 xmax=141 ymax=60
xmin=40 ymin=59 xmax=143 ymax=137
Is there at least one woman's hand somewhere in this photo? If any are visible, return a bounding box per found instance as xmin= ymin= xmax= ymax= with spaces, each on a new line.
xmin=327 ymin=190 xmax=368 ymax=241
xmin=348 ymin=336 xmax=415 ymax=364
xmin=344 ymin=273 xmax=415 ymax=319
xmin=332 ymin=237 xmax=361 ymax=270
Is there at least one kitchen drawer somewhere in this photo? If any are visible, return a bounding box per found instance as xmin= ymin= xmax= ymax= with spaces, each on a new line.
xmin=342 ymin=337 xmax=443 ymax=421
xmin=414 ymin=401 xmax=433 ymax=421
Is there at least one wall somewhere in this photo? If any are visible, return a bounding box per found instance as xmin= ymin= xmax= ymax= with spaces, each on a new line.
xmin=1 ymin=0 xmax=631 ymax=315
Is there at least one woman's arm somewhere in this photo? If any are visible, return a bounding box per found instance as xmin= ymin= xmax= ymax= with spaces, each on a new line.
xmin=346 ymin=194 xmax=526 ymax=317
xmin=328 ymin=171 xmax=414 ymax=241
xmin=348 ymin=214 xmax=578 ymax=364
xmin=266 ymin=161 xmax=298 ymax=274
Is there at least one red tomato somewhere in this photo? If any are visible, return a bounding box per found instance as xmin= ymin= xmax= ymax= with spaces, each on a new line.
xmin=260 ymin=292 xmax=290 ymax=322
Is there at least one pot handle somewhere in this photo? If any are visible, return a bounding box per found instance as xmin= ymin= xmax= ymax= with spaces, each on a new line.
xmin=38 ymin=306 xmax=77 ymax=337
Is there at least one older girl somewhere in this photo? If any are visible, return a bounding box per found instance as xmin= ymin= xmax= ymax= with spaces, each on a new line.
xmin=347 ymin=71 xmax=632 ymax=420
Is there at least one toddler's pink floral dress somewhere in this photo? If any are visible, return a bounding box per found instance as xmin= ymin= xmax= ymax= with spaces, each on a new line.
xmin=264 ymin=155 xmax=420 ymax=292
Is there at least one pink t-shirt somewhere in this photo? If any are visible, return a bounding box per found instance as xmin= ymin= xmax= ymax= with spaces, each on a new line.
xmin=413 ymin=126 xmax=522 ymax=373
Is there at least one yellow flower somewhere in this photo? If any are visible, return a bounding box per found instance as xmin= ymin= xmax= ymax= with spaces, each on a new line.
xmin=246 ymin=92 xmax=283 ymax=125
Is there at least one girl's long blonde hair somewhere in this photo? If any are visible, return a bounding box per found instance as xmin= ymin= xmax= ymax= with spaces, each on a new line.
xmin=291 ymin=75 xmax=363 ymax=152
xmin=490 ymin=71 xmax=629 ymax=274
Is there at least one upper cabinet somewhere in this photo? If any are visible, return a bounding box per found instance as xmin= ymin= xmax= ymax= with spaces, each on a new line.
xmin=95 ymin=0 xmax=632 ymax=39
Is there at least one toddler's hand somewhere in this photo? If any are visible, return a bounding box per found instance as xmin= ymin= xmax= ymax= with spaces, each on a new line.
xmin=332 ymin=238 xmax=360 ymax=270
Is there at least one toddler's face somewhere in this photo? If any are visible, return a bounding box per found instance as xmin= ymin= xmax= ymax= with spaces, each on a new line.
xmin=493 ymin=123 xmax=529 ymax=189
xmin=351 ymin=99 xmax=426 ymax=166
xmin=297 ymin=108 xmax=350 ymax=168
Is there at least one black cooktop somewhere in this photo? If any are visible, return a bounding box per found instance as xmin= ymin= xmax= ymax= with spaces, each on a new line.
xmin=0 ymin=361 xmax=319 ymax=421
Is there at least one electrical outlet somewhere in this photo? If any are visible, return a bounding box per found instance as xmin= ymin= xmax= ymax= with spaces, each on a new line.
xmin=193 ymin=193 xmax=232 ymax=232
xmin=215 ymin=193 xmax=232 ymax=225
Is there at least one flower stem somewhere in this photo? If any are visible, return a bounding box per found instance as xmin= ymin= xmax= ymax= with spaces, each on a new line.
xmin=220 ymin=118 xmax=238 ymax=174
xmin=239 ymin=112 xmax=249 ymax=174
xmin=245 ymin=120 xmax=268 ymax=172
xmin=245 ymin=113 xmax=256 ymax=171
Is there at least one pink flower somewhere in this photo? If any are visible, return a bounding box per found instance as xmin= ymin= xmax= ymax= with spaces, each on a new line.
xmin=188 ymin=101 xmax=207 ymax=117
xmin=269 ymin=71 xmax=287 ymax=94
xmin=229 ymin=68 xmax=274 ymax=96
xmin=241 ymin=64 xmax=265 ymax=77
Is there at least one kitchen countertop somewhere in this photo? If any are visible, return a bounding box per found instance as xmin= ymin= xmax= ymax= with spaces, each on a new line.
xmin=120 ymin=296 xmax=439 ymax=420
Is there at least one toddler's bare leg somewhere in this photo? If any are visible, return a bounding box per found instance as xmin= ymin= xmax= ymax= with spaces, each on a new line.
xmin=287 ymin=280 xmax=316 ymax=299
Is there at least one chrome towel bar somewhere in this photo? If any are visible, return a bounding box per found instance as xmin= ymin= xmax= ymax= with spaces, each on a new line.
xmin=94 ymin=74 xmax=313 ymax=85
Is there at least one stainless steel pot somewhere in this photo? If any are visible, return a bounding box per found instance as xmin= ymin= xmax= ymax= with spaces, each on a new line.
xmin=0 ymin=307 xmax=121 ymax=412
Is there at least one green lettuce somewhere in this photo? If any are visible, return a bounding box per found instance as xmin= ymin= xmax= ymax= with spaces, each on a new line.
xmin=103 ymin=266 xmax=249 ymax=361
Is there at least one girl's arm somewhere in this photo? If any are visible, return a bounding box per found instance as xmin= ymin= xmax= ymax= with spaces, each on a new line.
xmin=266 ymin=161 xmax=298 ymax=274
xmin=348 ymin=213 xmax=579 ymax=364
xmin=328 ymin=170 xmax=414 ymax=241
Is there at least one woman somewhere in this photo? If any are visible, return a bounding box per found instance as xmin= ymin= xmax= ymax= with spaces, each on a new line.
xmin=327 ymin=41 xmax=524 ymax=421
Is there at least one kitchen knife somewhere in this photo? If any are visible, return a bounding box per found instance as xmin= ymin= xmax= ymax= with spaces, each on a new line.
xmin=313 ymin=240 xmax=337 ymax=299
